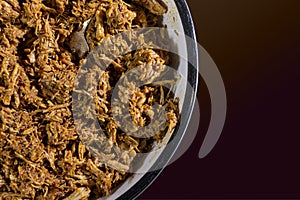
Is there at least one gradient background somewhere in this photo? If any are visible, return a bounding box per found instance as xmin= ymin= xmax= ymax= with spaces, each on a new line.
xmin=140 ymin=0 xmax=300 ymax=199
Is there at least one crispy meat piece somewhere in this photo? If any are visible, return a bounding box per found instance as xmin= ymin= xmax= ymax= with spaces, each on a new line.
xmin=63 ymin=187 xmax=91 ymax=200
xmin=132 ymin=0 xmax=167 ymax=15
xmin=0 ymin=1 xmax=19 ymax=23
xmin=106 ymin=1 xmax=137 ymax=34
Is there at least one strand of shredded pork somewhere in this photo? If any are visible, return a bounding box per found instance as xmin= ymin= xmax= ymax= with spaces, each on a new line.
xmin=0 ymin=0 xmax=179 ymax=199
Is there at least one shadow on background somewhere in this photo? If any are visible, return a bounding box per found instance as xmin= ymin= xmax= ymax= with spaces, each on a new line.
xmin=140 ymin=0 xmax=300 ymax=199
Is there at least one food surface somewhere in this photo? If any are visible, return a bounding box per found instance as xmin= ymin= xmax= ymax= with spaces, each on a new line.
xmin=0 ymin=0 xmax=179 ymax=199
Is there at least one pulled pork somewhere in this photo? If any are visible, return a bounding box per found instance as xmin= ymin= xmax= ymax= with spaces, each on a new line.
xmin=0 ymin=0 xmax=179 ymax=199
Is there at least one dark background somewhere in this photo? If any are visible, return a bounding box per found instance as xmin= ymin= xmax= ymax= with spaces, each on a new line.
xmin=140 ymin=0 xmax=300 ymax=199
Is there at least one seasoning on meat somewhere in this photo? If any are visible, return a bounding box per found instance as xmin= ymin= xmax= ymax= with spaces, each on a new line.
xmin=0 ymin=0 xmax=179 ymax=199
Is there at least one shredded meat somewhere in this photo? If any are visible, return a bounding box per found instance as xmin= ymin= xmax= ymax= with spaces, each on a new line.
xmin=0 ymin=0 xmax=179 ymax=199
xmin=132 ymin=0 xmax=167 ymax=15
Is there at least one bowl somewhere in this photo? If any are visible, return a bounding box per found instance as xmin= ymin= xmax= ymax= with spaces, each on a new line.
xmin=100 ymin=0 xmax=199 ymax=199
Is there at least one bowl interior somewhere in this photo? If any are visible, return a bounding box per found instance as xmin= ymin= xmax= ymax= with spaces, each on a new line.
xmin=99 ymin=0 xmax=192 ymax=199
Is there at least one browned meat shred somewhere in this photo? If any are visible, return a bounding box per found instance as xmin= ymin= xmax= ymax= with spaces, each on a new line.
xmin=132 ymin=0 xmax=167 ymax=15
xmin=0 ymin=0 xmax=179 ymax=199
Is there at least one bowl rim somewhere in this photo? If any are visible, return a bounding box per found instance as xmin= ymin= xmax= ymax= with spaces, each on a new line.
xmin=118 ymin=0 xmax=199 ymax=199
